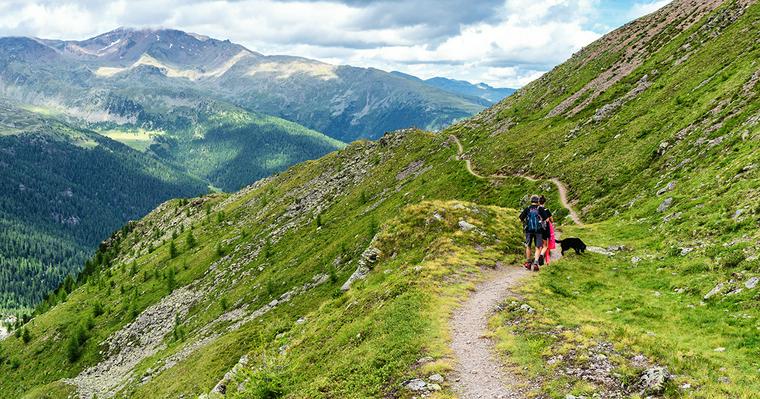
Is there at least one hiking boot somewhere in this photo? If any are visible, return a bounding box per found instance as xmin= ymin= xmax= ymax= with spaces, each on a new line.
xmin=531 ymin=262 xmax=540 ymax=272
xmin=523 ymin=261 xmax=532 ymax=270
xmin=538 ymin=254 xmax=545 ymax=266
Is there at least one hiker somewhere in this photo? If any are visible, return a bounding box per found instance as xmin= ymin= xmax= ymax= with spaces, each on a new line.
xmin=539 ymin=195 xmax=556 ymax=264
xmin=519 ymin=195 xmax=550 ymax=271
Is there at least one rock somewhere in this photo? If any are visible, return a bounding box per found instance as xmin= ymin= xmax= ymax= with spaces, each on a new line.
xmin=458 ymin=220 xmax=476 ymax=232
xmin=428 ymin=374 xmax=444 ymax=383
xmin=704 ymin=282 xmax=725 ymax=300
xmin=403 ymin=379 xmax=427 ymax=392
xmin=657 ymin=142 xmax=670 ymax=156
xmin=417 ymin=356 xmax=434 ymax=364
xmin=519 ymin=304 xmax=535 ymax=313
xmin=658 ymin=197 xmax=673 ymax=213
xmin=296 ymin=317 xmax=306 ymax=324
xmin=341 ymin=244 xmax=382 ymax=291
xmin=657 ymin=181 xmax=676 ymax=195
xmin=745 ymin=277 xmax=759 ymax=289
xmin=428 ymin=383 xmax=441 ymax=391
xmin=680 ymin=247 xmax=694 ymax=256
xmin=714 ymin=347 xmax=726 ymax=352
xmin=636 ymin=366 xmax=670 ymax=394
xmin=631 ymin=256 xmax=642 ymax=264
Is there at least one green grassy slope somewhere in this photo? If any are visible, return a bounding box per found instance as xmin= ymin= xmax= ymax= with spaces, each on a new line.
xmin=0 ymin=130 xmax=548 ymax=398
xmin=443 ymin=1 xmax=760 ymax=397
xmin=4 ymin=1 xmax=760 ymax=398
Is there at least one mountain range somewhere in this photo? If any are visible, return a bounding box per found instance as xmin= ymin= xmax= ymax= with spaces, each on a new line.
xmin=3 ymin=0 xmax=760 ymax=398
xmin=0 ymin=27 xmax=512 ymax=312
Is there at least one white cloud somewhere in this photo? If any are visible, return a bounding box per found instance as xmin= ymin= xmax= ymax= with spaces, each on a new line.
xmin=626 ymin=0 xmax=670 ymax=20
xmin=0 ymin=0 xmax=652 ymax=87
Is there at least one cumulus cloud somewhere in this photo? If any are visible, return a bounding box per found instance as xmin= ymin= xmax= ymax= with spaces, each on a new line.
xmin=0 ymin=0 xmax=657 ymax=87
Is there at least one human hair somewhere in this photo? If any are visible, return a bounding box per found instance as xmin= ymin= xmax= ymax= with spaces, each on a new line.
xmin=539 ymin=195 xmax=547 ymax=205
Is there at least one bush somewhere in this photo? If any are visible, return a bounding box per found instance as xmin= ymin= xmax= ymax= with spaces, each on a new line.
xmin=719 ymin=249 xmax=746 ymax=269
xmin=92 ymin=302 xmax=104 ymax=317
xmin=21 ymin=328 xmax=31 ymax=344
xmin=246 ymin=369 xmax=285 ymax=399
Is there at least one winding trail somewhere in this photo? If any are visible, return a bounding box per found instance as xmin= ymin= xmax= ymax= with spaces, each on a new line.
xmin=447 ymin=134 xmax=585 ymax=398
xmin=449 ymin=135 xmax=584 ymax=226
xmin=451 ymin=266 xmax=528 ymax=399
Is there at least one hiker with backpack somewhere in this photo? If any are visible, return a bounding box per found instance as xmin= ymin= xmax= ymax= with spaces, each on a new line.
xmin=519 ymin=195 xmax=551 ymax=271
xmin=539 ymin=196 xmax=556 ymax=264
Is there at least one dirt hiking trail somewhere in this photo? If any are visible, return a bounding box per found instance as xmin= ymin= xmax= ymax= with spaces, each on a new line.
xmin=451 ymin=266 xmax=528 ymax=399
xmin=449 ymin=135 xmax=584 ymax=226
xmin=447 ymin=134 xmax=581 ymax=398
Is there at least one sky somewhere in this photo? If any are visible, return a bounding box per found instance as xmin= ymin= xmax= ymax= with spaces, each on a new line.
xmin=0 ymin=0 xmax=670 ymax=88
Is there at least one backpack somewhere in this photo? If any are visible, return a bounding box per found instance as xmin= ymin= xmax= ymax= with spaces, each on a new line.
xmin=525 ymin=206 xmax=544 ymax=233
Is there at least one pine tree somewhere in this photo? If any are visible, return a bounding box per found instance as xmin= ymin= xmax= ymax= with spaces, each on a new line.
xmin=169 ymin=240 xmax=179 ymax=259
xmin=186 ymin=232 xmax=197 ymax=249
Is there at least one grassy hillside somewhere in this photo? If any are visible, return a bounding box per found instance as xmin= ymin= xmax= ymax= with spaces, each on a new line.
xmin=93 ymin=105 xmax=345 ymax=192
xmin=0 ymin=130 xmax=546 ymax=398
xmin=3 ymin=1 xmax=760 ymax=398
xmin=444 ymin=1 xmax=760 ymax=397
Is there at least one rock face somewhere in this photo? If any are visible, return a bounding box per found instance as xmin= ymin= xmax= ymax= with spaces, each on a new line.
xmin=341 ymin=242 xmax=382 ymax=291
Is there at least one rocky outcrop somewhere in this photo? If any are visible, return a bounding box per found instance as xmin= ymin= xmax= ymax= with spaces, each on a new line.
xmin=341 ymin=242 xmax=381 ymax=291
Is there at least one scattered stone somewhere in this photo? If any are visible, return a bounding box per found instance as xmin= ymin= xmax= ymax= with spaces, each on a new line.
xmin=657 ymin=181 xmax=676 ymax=195
xmin=458 ymin=220 xmax=476 ymax=232
xmin=680 ymin=247 xmax=694 ymax=256
xmin=417 ymin=356 xmax=434 ymax=364
xmin=732 ymin=209 xmax=746 ymax=221
xmin=745 ymin=277 xmax=759 ymax=289
xmin=631 ymin=256 xmax=642 ymax=264
xmin=519 ymin=304 xmax=535 ymax=314
xmin=714 ymin=347 xmax=726 ymax=352
xmin=428 ymin=383 xmax=441 ymax=391
xmin=341 ymin=244 xmax=382 ymax=291
xmin=658 ymin=197 xmax=673 ymax=213
xmin=636 ymin=366 xmax=670 ymax=395
xmin=428 ymin=374 xmax=444 ymax=383
xmin=403 ymin=379 xmax=428 ymax=392
xmin=296 ymin=317 xmax=306 ymax=324
xmin=704 ymin=282 xmax=725 ymax=300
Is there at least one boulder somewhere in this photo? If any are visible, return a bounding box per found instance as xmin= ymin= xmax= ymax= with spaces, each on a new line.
xmin=658 ymin=197 xmax=673 ymax=213
xmin=704 ymin=282 xmax=725 ymax=300
xmin=745 ymin=277 xmax=759 ymax=289
xmin=458 ymin=220 xmax=476 ymax=232
xmin=403 ymin=379 xmax=428 ymax=392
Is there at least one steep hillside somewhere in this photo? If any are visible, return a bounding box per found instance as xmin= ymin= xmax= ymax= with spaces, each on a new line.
xmin=4 ymin=1 xmax=760 ymax=398
xmin=445 ymin=0 xmax=760 ymax=397
xmin=0 ymin=101 xmax=208 ymax=312
xmin=0 ymin=130 xmax=542 ymax=398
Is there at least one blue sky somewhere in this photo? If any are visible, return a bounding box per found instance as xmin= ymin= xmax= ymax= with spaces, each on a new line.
xmin=0 ymin=0 xmax=671 ymax=87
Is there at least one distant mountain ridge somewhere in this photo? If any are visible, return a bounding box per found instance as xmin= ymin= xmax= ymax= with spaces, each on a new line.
xmin=391 ymin=71 xmax=516 ymax=105
xmin=1 ymin=27 xmax=487 ymax=141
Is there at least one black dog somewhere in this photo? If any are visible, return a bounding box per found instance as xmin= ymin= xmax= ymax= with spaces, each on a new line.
xmin=556 ymin=238 xmax=587 ymax=255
